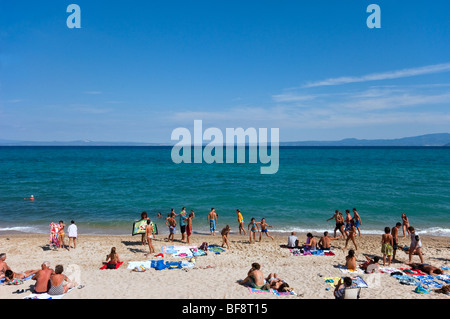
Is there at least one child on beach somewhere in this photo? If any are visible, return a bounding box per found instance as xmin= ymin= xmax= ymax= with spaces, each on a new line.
xmin=258 ymin=218 xmax=274 ymax=242
xmin=166 ymin=213 xmax=177 ymax=242
xmin=221 ymin=225 xmax=231 ymax=249
xmin=236 ymin=209 xmax=246 ymax=235
xmin=145 ymin=219 xmax=155 ymax=257
xmin=391 ymin=222 xmax=401 ymax=261
xmin=248 ymin=218 xmax=259 ymax=244
xmin=381 ymin=227 xmax=394 ymax=266
xmin=58 ymin=220 xmax=66 ymax=249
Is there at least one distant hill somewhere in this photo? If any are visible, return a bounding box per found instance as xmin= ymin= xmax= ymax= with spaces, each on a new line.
xmin=282 ymin=133 xmax=450 ymax=147
xmin=1 ymin=133 xmax=449 ymax=147
xmin=0 ymin=139 xmax=169 ymax=146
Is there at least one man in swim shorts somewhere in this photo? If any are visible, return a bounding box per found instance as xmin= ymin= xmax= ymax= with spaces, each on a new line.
xmin=207 ymin=208 xmax=218 ymax=236
xmin=166 ymin=212 xmax=177 ymax=242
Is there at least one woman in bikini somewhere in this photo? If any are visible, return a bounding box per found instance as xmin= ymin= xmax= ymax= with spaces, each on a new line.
xmin=106 ymin=247 xmax=121 ymax=269
xmin=145 ymin=219 xmax=155 ymax=257
xmin=248 ymin=218 xmax=259 ymax=244
xmin=58 ymin=220 xmax=66 ymax=249
xmin=401 ymin=213 xmax=410 ymax=238
xmin=344 ymin=219 xmax=358 ymax=250
xmin=221 ymin=225 xmax=231 ymax=249
xmin=48 ymin=264 xmax=77 ymax=295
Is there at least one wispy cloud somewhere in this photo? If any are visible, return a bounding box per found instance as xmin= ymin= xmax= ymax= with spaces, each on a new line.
xmin=302 ymin=63 xmax=450 ymax=88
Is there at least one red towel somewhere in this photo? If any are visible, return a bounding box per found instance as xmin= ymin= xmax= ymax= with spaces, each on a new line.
xmin=100 ymin=261 xmax=124 ymax=270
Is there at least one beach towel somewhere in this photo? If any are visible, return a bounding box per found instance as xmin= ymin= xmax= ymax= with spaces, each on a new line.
xmin=132 ymin=219 xmax=147 ymax=236
xmin=412 ymin=275 xmax=445 ymax=288
xmin=207 ymin=245 xmax=225 ymax=254
xmin=247 ymin=287 xmax=296 ymax=296
xmin=190 ymin=248 xmax=207 ymax=257
xmin=437 ymin=275 xmax=450 ymax=284
xmin=161 ymin=246 xmax=196 ymax=257
xmin=49 ymin=222 xmax=60 ymax=248
xmin=324 ymin=276 xmax=368 ymax=289
xmin=127 ymin=261 xmax=153 ymax=270
xmin=338 ymin=265 xmax=364 ymax=274
xmin=23 ymin=288 xmax=74 ymax=300
xmin=392 ymin=274 xmax=419 ymax=286
xmin=100 ymin=261 xmax=124 ymax=270
xmin=380 ymin=267 xmax=404 ymax=275
xmin=399 ymin=268 xmax=427 ymax=276
xmin=441 ymin=266 xmax=450 ymax=270
xmin=0 ymin=274 xmax=34 ymax=285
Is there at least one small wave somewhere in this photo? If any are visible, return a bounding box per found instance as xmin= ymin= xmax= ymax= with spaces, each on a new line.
xmin=0 ymin=226 xmax=45 ymax=233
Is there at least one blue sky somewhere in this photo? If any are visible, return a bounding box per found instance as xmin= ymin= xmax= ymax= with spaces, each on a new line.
xmin=1 ymin=0 xmax=449 ymax=142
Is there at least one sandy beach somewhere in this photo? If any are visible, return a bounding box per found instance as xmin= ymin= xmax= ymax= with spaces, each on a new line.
xmin=0 ymin=231 xmax=449 ymax=300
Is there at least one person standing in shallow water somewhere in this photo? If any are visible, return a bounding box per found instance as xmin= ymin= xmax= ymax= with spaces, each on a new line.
xmin=352 ymin=208 xmax=362 ymax=237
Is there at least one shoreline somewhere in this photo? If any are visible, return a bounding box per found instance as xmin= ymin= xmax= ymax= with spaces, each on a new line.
xmin=1 ymin=231 xmax=449 ymax=300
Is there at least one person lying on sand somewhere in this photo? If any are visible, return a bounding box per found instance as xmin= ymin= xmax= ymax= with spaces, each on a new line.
xmin=264 ymin=273 xmax=291 ymax=292
xmin=409 ymin=263 xmax=445 ymax=275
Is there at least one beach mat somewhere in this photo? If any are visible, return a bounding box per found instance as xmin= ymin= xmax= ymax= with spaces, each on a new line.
xmin=324 ymin=276 xmax=368 ymax=289
xmin=207 ymin=245 xmax=225 ymax=254
xmin=100 ymin=261 xmax=124 ymax=270
xmin=24 ymin=288 xmax=74 ymax=300
xmin=247 ymin=287 xmax=296 ymax=296
xmin=338 ymin=265 xmax=364 ymax=274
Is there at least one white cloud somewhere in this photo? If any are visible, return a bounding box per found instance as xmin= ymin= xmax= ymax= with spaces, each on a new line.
xmin=302 ymin=63 xmax=450 ymax=88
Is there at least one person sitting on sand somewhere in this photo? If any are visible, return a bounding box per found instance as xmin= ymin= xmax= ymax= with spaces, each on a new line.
xmin=334 ymin=276 xmax=353 ymax=299
xmin=239 ymin=263 xmax=265 ymax=289
xmin=221 ymin=225 xmax=231 ymax=249
xmin=303 ymin=233 xmax=317 ymax=251
xmin=360 ymin=255 xmax=380 ymax=273
xmin=318 ymin=231 xmax=339 ymax=250
xmin=287 ymin=232 xmax=299 ymax=248
xmin=105 ymin=247 xmax=121 ymax=269
xmin=0 ymin=253 xmax=11 ymax=280
xmin=48 ymin=264 xmax=78 ymax=295
xmin=345 ymin=249 xmax=357 ymax=271
xmin=32 ymin=261 xmax=54 ymax=294
xmin=409 ymin=263 xmax=445 ymax=275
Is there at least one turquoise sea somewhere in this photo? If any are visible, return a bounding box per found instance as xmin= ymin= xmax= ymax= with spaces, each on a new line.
xmin=0 ymin=146 xmax=449 ymax=236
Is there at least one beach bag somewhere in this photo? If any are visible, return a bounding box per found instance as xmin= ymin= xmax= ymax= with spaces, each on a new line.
xmin=199 ymin=242 xmax=208 ymax=251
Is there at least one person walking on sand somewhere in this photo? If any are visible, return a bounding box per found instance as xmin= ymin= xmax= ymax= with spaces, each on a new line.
xmin=186 ymin=211 xmax=195 ymax=244
xmin=391 ymin=222 xmax=401 ymax=261
xmin=207 ymin=208 xmax=218 ymax=236
xmin=236 ymin=209 xmax=246 ymax=235
xmin=381 ymin=227 xmax=394 ymax=266
xmin=327 ymin=210 xmax=346 ymax=239
xmin=352 ymin=208 xmax=362 ymax=237
xmin=221 ymin=225 xmax=231 ymax=249
xmin=67 ymin=220 xmax=78 ymax=251
xmin=248 ymin=218 xmax=259 ymax=244
xmin=407 ymin=226 xmax=424 ymax=264
xmin=344 ymin=210 xmax=353 ymax=238
xmin=343 ymin=219 xmax=358 ymax=250
xmin=166 ymin=212 xmax=177 ymax=242
xmin=258 ymin=218 xmax=274 ymax=242
xmin=401 ymin=213 xmax=410 ymax=238
xmin=145 ymin=219 xmax=155 ymax=257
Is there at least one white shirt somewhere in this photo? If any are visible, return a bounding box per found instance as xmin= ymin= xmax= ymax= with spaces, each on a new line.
xmin=67 ymin=224 xmax=78 ymax=238
xmin=287 ymin=235 xmax=298 ymax=248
